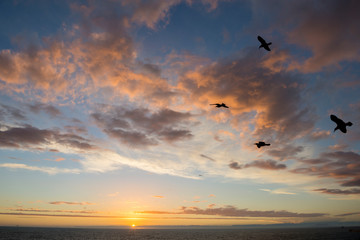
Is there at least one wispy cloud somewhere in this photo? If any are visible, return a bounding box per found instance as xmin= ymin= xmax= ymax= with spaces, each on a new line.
xmin=335 ymin=212 xmax=360 ymax=217
xmin=200 ymin=154 xmax=216 ymax=162
xmin=0 ymin=163 xmax=80 ymax=175
xmin=8 ymin=208 xmax=98 ymax=214
xmin=313 ymin=188 xmax=360 ymax=195
xmin=260 ymin=189 xmax=296 ymax=195
xmin=49 ymin=201 xmax=95 ymax=205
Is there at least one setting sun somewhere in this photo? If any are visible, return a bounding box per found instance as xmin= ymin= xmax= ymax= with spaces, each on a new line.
xmin=132 ymin=224 xmax=136 ymax=228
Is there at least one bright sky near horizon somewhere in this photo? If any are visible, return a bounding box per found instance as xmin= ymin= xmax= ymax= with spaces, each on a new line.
xmin=0 ymin=0 xmax=360 ymax=227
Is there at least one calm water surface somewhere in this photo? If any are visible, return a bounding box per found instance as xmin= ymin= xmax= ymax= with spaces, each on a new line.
xmin=1 ymin=227 xmax=360 ymax=240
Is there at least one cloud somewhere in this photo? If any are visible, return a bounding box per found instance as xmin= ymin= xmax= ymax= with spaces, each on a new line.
xmin=0 ymin=212 xmax=250 ymax=220
xmin=0 ymin=212 xmax=119 ymax=218
xmin=0 ymin=104 xmax=26 ymax=121
xmin=49 ymin=201 xmax=94 ymax=205
xmin=91 ymin=106 xmax=193 ymax=148
xmin=0 ymin=163 xmax=80 ymax=175
xmin=292 ymin=151 xmax=360 ymax=188
xmin=27 ymin=103 xmax=61 ymax=117
xmin=107 ymin=192 xmax=119 ymax=197
xmin=341 ymin=178 xmax=360 ymax=187
xmin=0 ymin=1 xmax=177 ymax=105
xmin=328 ymin=144 xmax=348 ymax=151
xmin=244 ymin=160 xmax=286 ymax=170
xmin=136 ymin=205 xmax=326 ymax=218
xmin=313 ymin=188 xmax=360 ymax=195
xmin=267 ymin=145 xmax=304 ymax=161
xmin=229 ymin=160 xmax=286 ymax=170
xmin=177 ymin=50 xmax=315 ymax=142
xmin=308 ymin=130 xmax=331 ymax=141
xmin=229 ymin=161 xmax=242 ymax=170
xmin=200 ymin=154 xmax=216 ymax=162
xmin=335 ymin=212 xmax=360 ymax=217
xmin=153 ymin=195 xmax=164 ymax=198
xmin=125 ymin=0 xmax=181 ymax=29
xmin=260 ymin=189 xmax=296 ymax=195
xmin=8 ymin=208 xmax=97 ymax=214
xmin=288 ymin=1 xmax=360 ymax=72
xmin=0 ymin=125 xmax=96 ymax=151
xmin=251 ymin=0 xmax=360 ymax=72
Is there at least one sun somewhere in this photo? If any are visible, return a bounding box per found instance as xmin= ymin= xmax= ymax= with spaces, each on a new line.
xmin=131 ymin=224 xmax=136 ymax=228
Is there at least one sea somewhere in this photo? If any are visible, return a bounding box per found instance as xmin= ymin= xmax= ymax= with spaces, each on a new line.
xmin=1 ymin=227 xmax=360 ymax=240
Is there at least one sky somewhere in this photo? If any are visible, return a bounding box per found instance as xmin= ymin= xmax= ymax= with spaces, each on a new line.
xmin=0 ymin=0 xmax=360 ymax=228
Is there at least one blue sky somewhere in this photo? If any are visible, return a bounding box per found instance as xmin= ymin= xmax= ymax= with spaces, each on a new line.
xmin=0 ymin=0 xmax=360 ymax=227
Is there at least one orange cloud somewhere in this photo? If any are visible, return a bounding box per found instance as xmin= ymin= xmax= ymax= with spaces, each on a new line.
xmin=153 ymin=195 xmax=164 ymax=198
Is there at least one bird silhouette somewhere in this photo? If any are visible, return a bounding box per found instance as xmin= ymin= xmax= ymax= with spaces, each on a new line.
xmin=257 ymin=36 xmax=272 ymax=51
xmin=255 ymin=141 xmax=270 ymax=148
xmin=210 ymin=103 xmax=229 ymax=108
xmin=330 ymin=114 xmax=352 ymax=133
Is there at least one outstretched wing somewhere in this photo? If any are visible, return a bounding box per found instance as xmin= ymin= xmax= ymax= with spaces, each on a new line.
xmin=330 ymin=114 xmax=344 ymax=125
xmin=257 ymin=36 xmax=266 ymax=45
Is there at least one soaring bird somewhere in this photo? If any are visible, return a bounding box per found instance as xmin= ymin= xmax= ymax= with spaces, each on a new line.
xmin=210 ymin=103 xmax=229 ymax=108
xmin=330 ymin=114 xmax=352 ymax=133
xmin=255 ymin=141 xmax=270 ymax=148
xmin=257 ymin=36 xmax=272 ymax=51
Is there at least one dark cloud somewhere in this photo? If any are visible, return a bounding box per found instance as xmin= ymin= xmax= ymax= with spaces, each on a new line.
xmin=292 ymin=151 xmax=360 ymax=188
xmin=0 ymin=125 xmax=95 ymax=150
xmin=244 ymin=159 xmax=286 ymax=170
xmin=341 ymin=178 xmax=360 ymax=187
xmin=200 ymin=154 xmax=216 ymax=162
xmin=229 ymin=161 xmax=242 ymax=170
xmin=0 ymin=104 xmax=26 ymax=121
xmin=335 ymin=212 xmax=360 ymax=217
xmin=138 ymin=61 xmax=161 ymax=76
xmin=137 ymin=205 xmax=326 ymax=218
xmin=229 ymin=160 xmax=286 ymax=170
xmin=313 ymin=188 xmax=360 ymax=195
xmin=267 ymin=145 xmax=304 ymax=161
xmin=92 ymin=106 xmax=193 ymax=148
xmin=28 ymin=103 xmax=61 ymax=117
xmin=298 ymin=158 xmax=331 ymax=165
